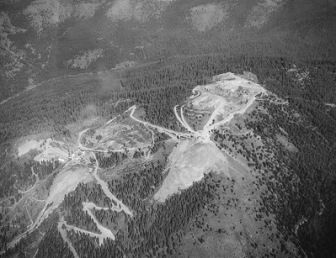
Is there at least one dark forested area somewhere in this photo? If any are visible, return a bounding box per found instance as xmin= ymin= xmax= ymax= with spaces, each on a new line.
xmin=0 ymin=159 xmax=59 ymax=200
xmin=1 ymin=52 xmax=336 ymax=257
xmin=243 ymin=97 xmax=336 ymax=257
xmin=96 ymin=152 xmax=128 ymax=169
xmin=35 ymin=160 xmax=219 ymax=257
xmin=1 ymin=54 xmax=336 ymax=144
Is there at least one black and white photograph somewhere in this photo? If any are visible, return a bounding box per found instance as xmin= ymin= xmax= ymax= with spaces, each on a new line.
xmin=0 ymin=0 xmax=336 ymax=257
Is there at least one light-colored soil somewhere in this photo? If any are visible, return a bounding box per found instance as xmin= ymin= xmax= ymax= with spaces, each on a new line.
xmin=34 ymin=139 xmax=69 ymax=163
xmin=7 ymin=164 xmax=92 ymax=249
xmin=73 ymin=3 xmax=101 ymax=20
xmin=174 ymin=105 xmax=195 ymax=133
xmin=60 ymin=202 xmax=116 ymax=247
xmin=107 ymin=0 xmax=132 ymax=21
xmin=245 ymin=0 xmax=286 ymax=28
xmin=325 ymin=103 xmax=336 ymax=108
xmin=67 ymin=49 xmax=104 ymax=69
xmin=81 ymin=117 xmax=152 ymax=153
xmin=17 ymin=138 xmax=69 ymax=163
xmin=146 ymin=72 xmax=265 ymax=202
xmin=91 ymin=154 xmax=133 ymax=216
xmin=106 ymin=0 xmax=174 ymax=22
xmin=154 ymin=139 xmax=231 ymax=202
xmin=276 ymin=134 xmax=298 ymax=152
xmin=23 ymin=0 xmax=102 ymax=33
xmin=193 ymin=73 xmax=266 ymax=139
xmin=26 ymin=197 xmax=45 ymax=222
xmin=18 ymin=140 xmax=42 ymax=156
xmin=23 ymin=0 xmax=72 ymax=33
xmin=80 ymin=202 xmax=115 ymax=242
xmin=6 ymin=71 xmax=271 ymax=254
xmin=48 ymin=165 xmax=92 ymax=209
xmin=188 ymin=4 xmax=228 ymax=32
xmin=182 ymin=105 xmax=211 ymax=131
xmin=128 ymin=105 xmax=194 ymax=140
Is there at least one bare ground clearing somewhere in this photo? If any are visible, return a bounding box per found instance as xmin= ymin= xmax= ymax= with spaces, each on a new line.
xmin=6 ymin=72 xmax=267 ymax=253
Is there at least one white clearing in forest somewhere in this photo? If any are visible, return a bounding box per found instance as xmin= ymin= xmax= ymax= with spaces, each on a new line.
xmin=188 ymin=4 xmax=228 ymax=32
xmin=67 ymin=49 xmax=104 ymax=69
xmin=18 ymin=140 xmax=41 ymax=156
xmin=48 ymin=166 xmax=91 ymax=209
xmin=246 ymin=0 xmax=286 ymax=28
xmin=106 ymin=0 xmax=176 ymax=22
xmin=17 ymin=138 xmax=68 ymax=163
xmin=154 ymin=139 xmax=230 ymax=202
xmin=107 ymin=0 xmax=132 ymax=21
xmin=23 ymin=0 xmax=72 ymax=33
xmin=23 ymin=0 xmax=103 ymax=33
xmin=151 ymin=72 xmax=266 ymax=202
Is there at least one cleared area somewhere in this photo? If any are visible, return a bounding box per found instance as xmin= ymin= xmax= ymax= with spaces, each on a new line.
xmin=80 ymin=117 xmax=152 ymax=153
xmin=153 ymin=72 xmax=266 ymax=201
xmin=154 ymin=139 xmax=230 ymax=202
xmin=17 ymin=138 xmax=69 ymax=163
xmin=58 ymin=218 xmax=79 ymax=258
xmin=61 ymin=202 xmax=116 ymax=247
xmin=7 ymin=164 xmax=92 ymax=249
xmin=188 ymin=4 xmax=228 ymax=32
xmin=7 ymin=71 xmax=266 ymax=251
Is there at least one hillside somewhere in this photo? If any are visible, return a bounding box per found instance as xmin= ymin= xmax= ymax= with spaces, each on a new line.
xmin=1 ymin=1 xmax=336 ymax=258
xmin=1 ymin=55 xmax=336 ymax=257
xmin=1 ymin=0 xmax=336 ymax=103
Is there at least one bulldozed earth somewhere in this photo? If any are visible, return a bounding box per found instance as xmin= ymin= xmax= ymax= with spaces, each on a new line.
xmin=1 ymin=72 xmax=301 ymax=257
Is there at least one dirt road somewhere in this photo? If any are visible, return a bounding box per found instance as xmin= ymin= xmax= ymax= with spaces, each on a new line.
xmin=58 ymin=218 xmax=80 ymax=258
xmin=92 ymin=153 xmax=133 ymax=216
xmin=127 ymin=106 xmax=194 ymax=140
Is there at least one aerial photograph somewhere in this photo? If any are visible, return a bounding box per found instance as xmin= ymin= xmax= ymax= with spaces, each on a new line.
xmin=0 ymin=0 xmax=336 ymax=257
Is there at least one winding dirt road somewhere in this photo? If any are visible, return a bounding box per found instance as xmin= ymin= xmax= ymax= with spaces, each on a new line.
xmin=8 ymin=126 xmax=133 ymax=251
xmin=5 ymin=72 xmax=265 ymax=254
xmin=91 ymin=153 xmax=132 ymax=216
xmin=173 ymin=105 xmax=195 ymax=133
xmin=127 ymin=106 xmax=194 ymax=140
xmin=58 ymin=218 xmax=80 ymax=258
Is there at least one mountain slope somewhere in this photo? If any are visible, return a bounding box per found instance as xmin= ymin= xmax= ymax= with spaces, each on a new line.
xmin=1 ymin=1 xmax=336 ymax=257
xmin=1 ymin=0 xmax=336 ymax=103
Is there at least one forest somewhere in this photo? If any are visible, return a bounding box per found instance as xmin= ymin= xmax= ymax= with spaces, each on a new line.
xmin=34 ymin=163 xmax=219 ymax=257
xmin=246 ymin=99 xmax=336 ymax=257
xmin=1 ymin=53 xmax=336 ymax=257
xmin=2 ymin=54 xmax=335 ymax=145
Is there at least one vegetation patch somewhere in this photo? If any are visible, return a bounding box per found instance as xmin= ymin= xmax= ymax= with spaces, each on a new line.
xmin=188 ymin=3 xmax=228 ymax=32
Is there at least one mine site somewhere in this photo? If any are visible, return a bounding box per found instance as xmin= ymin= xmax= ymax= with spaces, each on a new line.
xmin=1 ymin=1 xmax=335 ymax=257
xmin=3 ymin=72 xmax=273 ymax=256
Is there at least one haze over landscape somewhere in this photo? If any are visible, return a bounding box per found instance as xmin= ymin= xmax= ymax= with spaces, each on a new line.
xmin=1 ymin=0 xmax=336 ymax=257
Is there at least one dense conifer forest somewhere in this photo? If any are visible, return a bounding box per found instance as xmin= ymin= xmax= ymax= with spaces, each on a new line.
xmin=1 ymin=52 xmax=336 ymax=257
